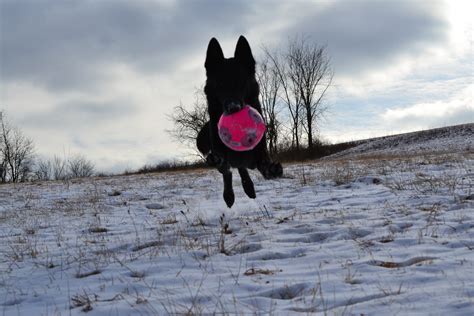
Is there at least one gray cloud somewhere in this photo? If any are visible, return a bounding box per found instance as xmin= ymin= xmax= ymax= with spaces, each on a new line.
xmin=383 ymin=105 xmax=474 ymax=130
xmin=0 ymin=0 xmax=254 ymax=91
xmin=284 ymin=0 xmax=448 ymax=76
xmin=1 ymin=0 xmax=449 ymax=92
xmin=20 ymin=99 xmax=136 ymax=129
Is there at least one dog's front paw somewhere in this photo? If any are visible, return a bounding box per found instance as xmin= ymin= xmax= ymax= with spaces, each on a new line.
xmin=242 ymin=179 xmax=256 ymax=199
xmin=268 ymin=162 xmax=283 ymax=178
xmin=223 ymin=188 xmax=235 ymax=208
xmin=260 ymin=162 xmax=283 ymax=179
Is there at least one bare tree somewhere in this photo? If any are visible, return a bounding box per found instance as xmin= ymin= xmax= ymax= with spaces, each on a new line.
xmin=257 ymin=55 xmax=282 ymax=156
xmin=287 ymin=37 xmax=333 ymax=149
xmin=68 ymin=154 xmax=94 ymax=178
xmin=0 ymin=112 xmax=35 ymax=183
xmin=167 ymin=90 xmax=209 ymax=157
xmin=0 ymin=155 xmax=6 ymax=183
xmin=263 ymin=45 xmax=303 ymax=150
xmin=264 ymin=36 xmax=333 ymax=150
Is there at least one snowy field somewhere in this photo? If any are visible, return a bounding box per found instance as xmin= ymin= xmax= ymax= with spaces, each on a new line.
xmin=1 ymin=130 xmax=473 ymax=315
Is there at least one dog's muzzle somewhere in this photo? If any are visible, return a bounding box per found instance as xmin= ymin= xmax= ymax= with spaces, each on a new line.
xmin=224 ymin=101 xmax=242 ymax=114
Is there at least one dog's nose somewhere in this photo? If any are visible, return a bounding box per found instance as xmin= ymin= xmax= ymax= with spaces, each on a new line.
xmin=225 ymin=101 xmax=242 ymax=114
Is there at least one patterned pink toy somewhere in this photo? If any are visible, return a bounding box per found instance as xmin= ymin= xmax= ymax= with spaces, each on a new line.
xmin=218 ymin=106 xmax=266 ymax=151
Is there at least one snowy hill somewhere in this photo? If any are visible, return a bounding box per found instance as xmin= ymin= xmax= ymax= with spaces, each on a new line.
xmin=0 ymin=125 xmax=473 ymax=315
xmin=329 ymin=123 xmax=473 ymax=158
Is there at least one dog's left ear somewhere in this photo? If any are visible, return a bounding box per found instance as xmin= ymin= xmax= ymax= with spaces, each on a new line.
xmin=235 ymin=35 xmax=255 ymax=73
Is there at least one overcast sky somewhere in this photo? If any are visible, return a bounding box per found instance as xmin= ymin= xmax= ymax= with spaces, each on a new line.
xmin=1 ymin=0 xmax=472 ymax=173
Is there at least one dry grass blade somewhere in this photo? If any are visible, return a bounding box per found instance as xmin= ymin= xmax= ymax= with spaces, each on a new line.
xmin=370 ymin=257 xmax=436 ymax=268
xmin=244 ymin=268 xmax=280 ymax=276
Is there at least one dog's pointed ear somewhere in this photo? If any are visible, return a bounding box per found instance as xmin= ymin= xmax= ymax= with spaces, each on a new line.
xmin=205 ymin=37 xmax=224 ymax=70
xmin=234 ymin=35 xmax=255 ymax=73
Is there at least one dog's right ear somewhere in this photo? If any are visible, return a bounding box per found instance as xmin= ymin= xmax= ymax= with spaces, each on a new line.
xmin=205 ymin=38 xmax=224 ymax=71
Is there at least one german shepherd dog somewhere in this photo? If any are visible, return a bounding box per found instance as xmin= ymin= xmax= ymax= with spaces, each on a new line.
xmin=196 ymin=36 xmax=283 ymax=208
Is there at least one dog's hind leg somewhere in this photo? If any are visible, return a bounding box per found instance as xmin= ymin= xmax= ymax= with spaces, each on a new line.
xmin=238 ymin=168 xmax=256 ymax=199
xmin=219 ymin=165 xmax=235 ymax=208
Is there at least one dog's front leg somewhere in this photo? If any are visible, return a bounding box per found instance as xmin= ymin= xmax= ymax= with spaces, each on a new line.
xmin=249 ymin=128 xmax=283 ymax=179
xmin=254 ymin=144 xmax=283 ymax=179
xmin=238 ymin=168 xmax=256 ymax=199
xmin=257 ymin=160 xmax=283 ymax=179
xmin=218 ymin=163 xmax=234 ymax=208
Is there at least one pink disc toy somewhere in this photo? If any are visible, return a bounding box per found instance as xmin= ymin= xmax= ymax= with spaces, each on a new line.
xmin=218 ymin=105 xmax=266 ymax=151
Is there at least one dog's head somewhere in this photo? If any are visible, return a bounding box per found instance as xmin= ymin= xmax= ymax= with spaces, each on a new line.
xmin=204 ymin=36 xmax=258 ymax=115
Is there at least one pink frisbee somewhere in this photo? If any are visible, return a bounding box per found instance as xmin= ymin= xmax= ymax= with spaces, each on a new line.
xmin=218 ymin=105 xmax=266 ymax=151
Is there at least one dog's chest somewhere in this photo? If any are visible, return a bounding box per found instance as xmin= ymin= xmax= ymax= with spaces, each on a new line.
xmin=224 ymin=149 xmax=258 ymax=169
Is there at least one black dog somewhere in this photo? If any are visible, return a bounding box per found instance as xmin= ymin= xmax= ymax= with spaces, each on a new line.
xmin=196 ymin=36 xmax=283 ymax=208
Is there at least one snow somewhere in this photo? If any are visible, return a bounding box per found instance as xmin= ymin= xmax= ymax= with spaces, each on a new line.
xmin=330 ymin=123 xmax=473 ymax=159
xmin=1 ymin=128 xmax=473 ymax=315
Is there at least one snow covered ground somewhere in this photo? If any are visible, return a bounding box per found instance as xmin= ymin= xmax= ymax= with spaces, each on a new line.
xmin=330 ymin=123 xmax=473 ymax=159
xmin=1 ymin=130 xmax=473 ymax=315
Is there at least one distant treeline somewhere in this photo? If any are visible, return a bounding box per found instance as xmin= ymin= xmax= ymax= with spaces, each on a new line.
xmin=1 ymin=112 xmax=95 ymax=183
xmin=126 ymin=140 xmax=360 ymax=175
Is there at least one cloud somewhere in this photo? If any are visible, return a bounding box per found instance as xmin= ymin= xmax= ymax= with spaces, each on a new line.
xmin=0 ymin=0 xmax=255 ymax=92
xmin=1 ymin=0 xmax=450 ymax=94
xmin=284 ymin=0 xmax=449 ymax=77
xmin=19 ymin=98 xmax=137 ymax=129
xmin=381 ymin=85 xmax=473 ymax=130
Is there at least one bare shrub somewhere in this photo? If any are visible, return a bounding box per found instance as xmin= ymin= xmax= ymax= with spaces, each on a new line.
xmin=34 ymin=154 xmax=95 ymax=181
xmin=321 ymin=162 xmax=357 ymax=185
xmin=52 ymin=155 xmax=68 ymax=180
xmin=167 ymin=89 xmax=209 ymax=157
xmin=68 ymin=154 xmax=95 ymax=178
xmin=34 ymin=158 xmax=52 ymax=181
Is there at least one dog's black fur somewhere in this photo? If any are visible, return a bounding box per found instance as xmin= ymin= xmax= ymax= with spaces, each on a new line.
xmin=196 ymin=36 xmax=283 ymax=208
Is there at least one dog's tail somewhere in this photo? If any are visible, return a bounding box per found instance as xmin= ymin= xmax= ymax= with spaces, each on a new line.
xmin=196 ymin=121 xmax=211 ymax=155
